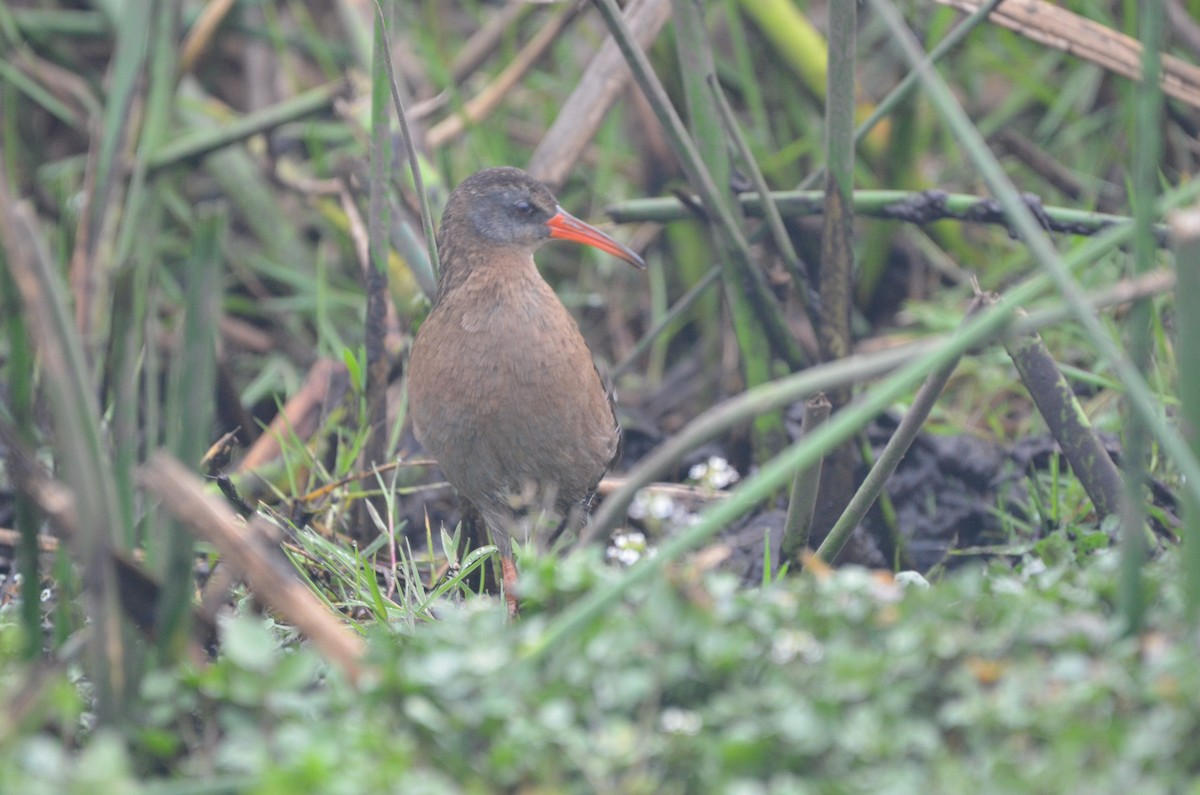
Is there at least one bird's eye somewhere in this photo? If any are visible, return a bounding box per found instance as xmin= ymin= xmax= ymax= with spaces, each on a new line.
xmin=513 ymin=199 xmax=534 ymax=215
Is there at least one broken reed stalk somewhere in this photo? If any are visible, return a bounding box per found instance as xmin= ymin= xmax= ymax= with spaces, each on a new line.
xmin=996 ymin=301 xmax=1125 ymax=519
xmin=139 ymin=451 xmax=367 ymax=684
xmin=781 ymin=394 xmax=831 ymax=564
xmin=815 ymin=294 xmax=984 ymax=565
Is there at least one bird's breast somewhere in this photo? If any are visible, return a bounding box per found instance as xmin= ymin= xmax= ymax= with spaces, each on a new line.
xmin=408 ymin=274 xmax=618 ymax=508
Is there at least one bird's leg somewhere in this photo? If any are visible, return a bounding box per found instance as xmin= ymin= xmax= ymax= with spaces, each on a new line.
xmin=501 ymin=557 xmax=520 ymax=618
xmin=482 ymin=506 xmax=521 ymax=618
xmin=489 ymin=485 xmax=571 ymax=618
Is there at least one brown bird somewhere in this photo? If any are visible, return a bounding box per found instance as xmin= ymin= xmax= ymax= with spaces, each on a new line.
xmin=408 ymin=167 xmax=645 ymax=615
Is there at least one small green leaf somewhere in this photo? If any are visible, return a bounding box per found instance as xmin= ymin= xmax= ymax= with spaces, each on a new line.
xmin=221 ymin=615 xmax=279 ymax=674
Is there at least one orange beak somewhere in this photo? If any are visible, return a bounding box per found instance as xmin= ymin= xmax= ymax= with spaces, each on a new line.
xmin=547 ymin=207 xmax=645 ymax=270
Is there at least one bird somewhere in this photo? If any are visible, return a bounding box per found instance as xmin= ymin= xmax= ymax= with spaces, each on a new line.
xmin=407 ymin=167 xmax=645 ymax=615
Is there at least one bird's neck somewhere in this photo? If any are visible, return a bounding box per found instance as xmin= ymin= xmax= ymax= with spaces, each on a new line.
xmin=435 ymin=228 xmax=537 ymax=294
xmin=433 ymin=249 xmax=563 ymax=335
xmin=434 ymin=226 xmax=547 ymax=292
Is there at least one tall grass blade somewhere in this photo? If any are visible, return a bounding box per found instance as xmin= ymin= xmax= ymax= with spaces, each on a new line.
xmin=0 ymin=264 xmax=41 ymax=659
xmin=0 ymin=172 xmax=129 ymax=722
xmin=1172 ymin=208 xmax=1200 ymax=623
xmin=1117 ymin=0 xmax=1166 ymax=633
xmin=158 ymin=206 xmax=223 ymax=652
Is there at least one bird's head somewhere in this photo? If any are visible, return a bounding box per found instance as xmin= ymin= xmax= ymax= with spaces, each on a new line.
xmin=439 ymin=167 xmax=645 ymax=271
